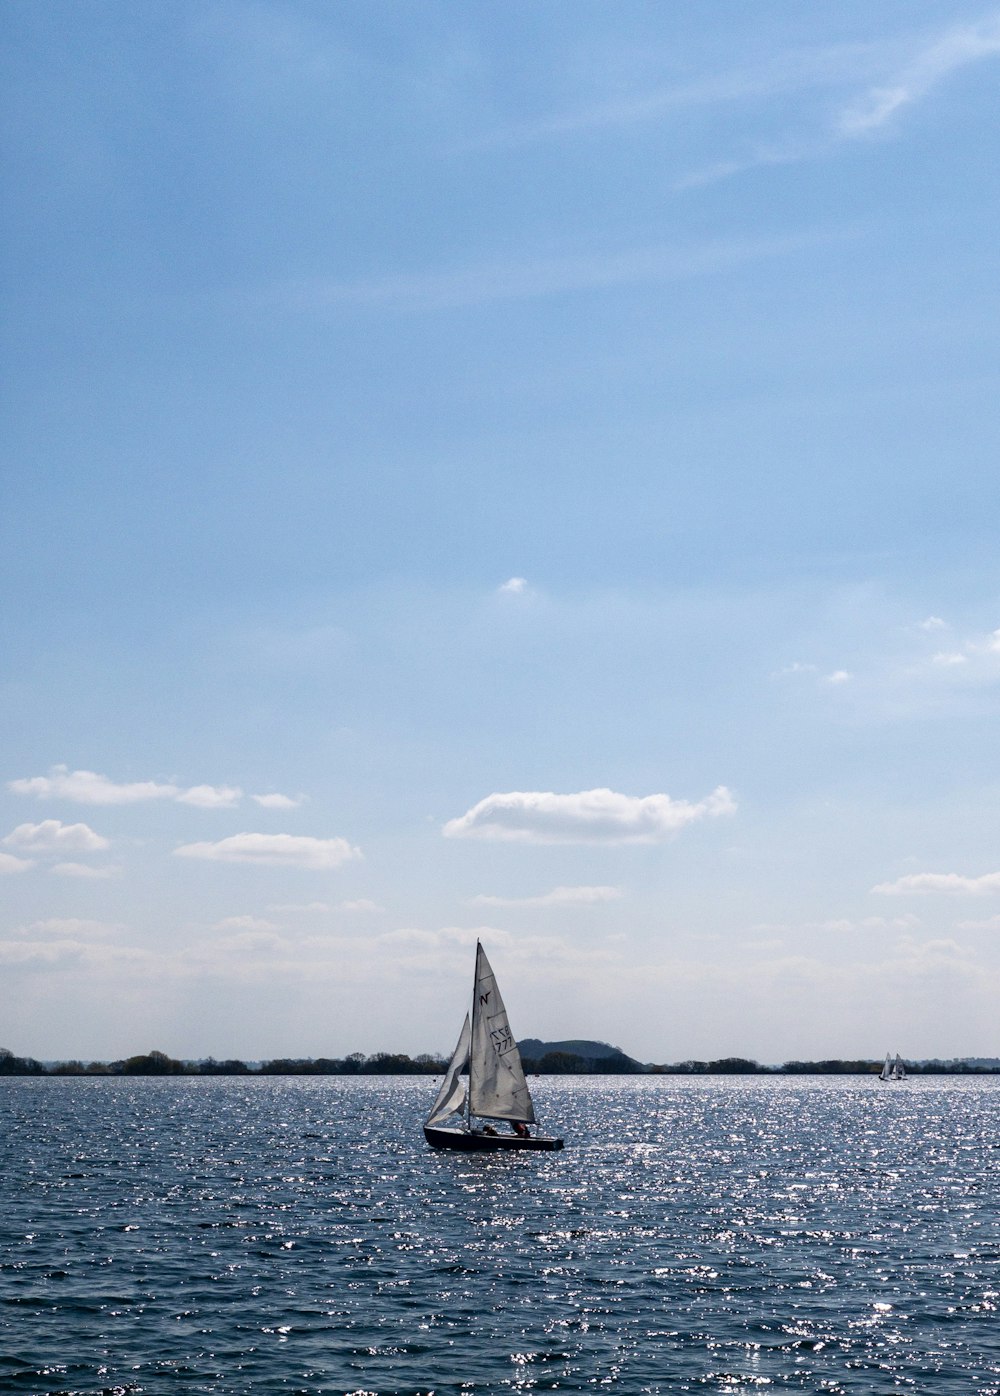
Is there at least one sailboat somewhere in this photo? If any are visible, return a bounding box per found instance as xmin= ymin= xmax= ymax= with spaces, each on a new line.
xmin=423 ymin=942 xmax=564 ymax=1152
xmin=879 ymin=1051 xmax=907 ymax=1081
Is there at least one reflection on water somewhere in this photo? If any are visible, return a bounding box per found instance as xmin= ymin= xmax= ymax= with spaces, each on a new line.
xmin=2 ymin=1075 xmax=1000 ymax=1393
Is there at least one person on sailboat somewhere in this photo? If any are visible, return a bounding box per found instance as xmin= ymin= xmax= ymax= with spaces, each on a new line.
xmin=512 ymin=1121 xmax=530 ymax=1138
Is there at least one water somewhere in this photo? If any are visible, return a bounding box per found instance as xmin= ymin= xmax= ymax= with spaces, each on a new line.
xmin=3 ymin=1075 xmax=999 ymax=1394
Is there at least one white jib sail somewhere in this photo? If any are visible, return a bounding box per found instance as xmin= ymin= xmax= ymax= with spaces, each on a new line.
xmin=894 ymin=1053 xmax=905 ymax=1079
xmin=880 ymin=1052 xmax=892 ymax=1080
xmin=426 ymin=1014 xmax=471 ymax=1127
xmin=469 ymin=942 xmax=536 ymax=1124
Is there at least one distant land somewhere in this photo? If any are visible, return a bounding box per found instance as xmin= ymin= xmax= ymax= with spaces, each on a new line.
xmin=3 ymin=1044 xmax=1000 ymax=1077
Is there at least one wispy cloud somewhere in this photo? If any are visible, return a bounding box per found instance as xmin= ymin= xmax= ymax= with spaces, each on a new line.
xmin=445 ymin=786 xmax=735 ymax=845
xmin=678 ymin=16 xmax=1000 ymax=188
xmin=468 ymin=43 xmax=881 ymax=150
xmin=3 ymin=820 xmax=109 ymax=854
xmin=471 ymin=884 xmax=623 ymax=908
xmin=874 ymin=871 xmax=1000 ymax=896
xmin=276 ymin=230 xmax=846 ymax=314
xmin=772 ymin=610 xmax=1000 ymax=712
xmin=674 ymin=139 xmax=824 ymax=191
xmin=174 ymin=832 xmax=361 ymax=870
xmin=837 ymin=16 xmax=1000 ymax=136
xmin=498 ymin=576 xmax=528 ymax=596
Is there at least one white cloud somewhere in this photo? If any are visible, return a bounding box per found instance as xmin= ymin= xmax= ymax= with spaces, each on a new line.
xmin=837 ymin=18 xmax=1000 ymax=137
xmin=174 ymin=832 xmax=361 ymax=869
xmin=212 ymin=915 xmax=279 ymax=931
xmin=51 ymin=862 xmax=122 ymax=880
xmin=987 ymin=629 xmax=1000 ymax=654
xmin=0 ymin=851 xmax=32 ymax=875
xmin=825 ymin=670 xmax=851 ymax=685
xmin=9 ymin=765 xmax=180 ymax=805
xmin=9 ymin=765 xmax=252 ymax=810
xmin=268 ymin=901 xmax=331 ymax=914
xmin=176 ymin=784 xmax=243 ymax=809
xmin=957 ymin=915 xmax=1000 ymax=931
xmin=210 ymin=929 xmax=288 ymax=954
xmin=252 ymin=792 xmax=304 ymax=809
xmin=471 ymin=884 xmax=623 ymax=908
xmin=778 ymin=660 xmax=819 ymax=676
xmin=3 ymin=819 xmax=110 ymax=854
xmin=860 ymin=914 xmax=922 ymax=931
xmin=0 ymin=938 xmax=151 ymax=970
xmin=338 ymin=898 xmax=383 ymax=912
xmin=874 ymin=872 xmax=1000 ymax=896
xmin=444 ymin=785 xmax=736 ymax=844
xmin=499 ymin=576 xmax=528 ymax=595
xmin=806 ymin=913 xmax=922 ymax=933
xmin=932 ymin=652 xmax=967 ymax=666
xmin=14 ymin=917 xmax=120 ymax=939
xmin=895 ymin=934 xmax=971 ymax=963
xmin=920 ymin=616 xmax=947 ymax=631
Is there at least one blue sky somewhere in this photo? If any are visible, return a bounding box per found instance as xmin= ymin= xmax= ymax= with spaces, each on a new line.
xmin=3 ymin=1 xmax=1000 ymax=1063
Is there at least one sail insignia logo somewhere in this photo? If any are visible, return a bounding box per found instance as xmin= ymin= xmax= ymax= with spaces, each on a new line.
xmin=479 ymin=991 xmax=491 ymax=1007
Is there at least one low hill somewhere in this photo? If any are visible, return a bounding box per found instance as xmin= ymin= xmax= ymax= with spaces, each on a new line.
xmin=518 ymin=1038 xmax=643 ymax=1073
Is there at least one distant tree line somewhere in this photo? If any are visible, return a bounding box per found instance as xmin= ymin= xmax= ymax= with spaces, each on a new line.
xmin=648 ymin=1058 xmax=1000 ymax=1075
xmin=0 ymin=1047 xmax=448 ymax=1077
xmin=3 ymin=1046 xmax=999 ymax=1078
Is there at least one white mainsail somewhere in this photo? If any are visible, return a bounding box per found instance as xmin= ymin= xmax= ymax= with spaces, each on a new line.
xmin=468 ymin=942 xmax=536 ymax=1124
xmin=880 ymin=1051 xmax=892 ymax=1081
xmin=893 ymin=1053 xmax=906 ymax=1080
xmin=425 ymin=1014 xmax=471 ymax=1127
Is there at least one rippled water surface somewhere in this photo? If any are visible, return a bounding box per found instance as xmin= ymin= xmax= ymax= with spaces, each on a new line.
xmin=3 ymin=1075 xmax=1000 ymax=1393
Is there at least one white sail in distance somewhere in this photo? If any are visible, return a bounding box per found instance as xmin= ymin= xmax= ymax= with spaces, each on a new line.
xmin=425 ymin=1014 xmax=471 ymax=1127
xmin=469 ymin=942 xmax=536 ymax=1124
xmin=894 ymin=1053 xmax=906 ymax=1080
xmin=880 ymin=1052 xmax=892 ymax=1081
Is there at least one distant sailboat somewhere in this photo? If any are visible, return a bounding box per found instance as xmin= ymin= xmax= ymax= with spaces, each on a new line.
xmin=879 ymin=1051 xmax=906 ymax=1082
xmin=423 ymin=942 xmax=564 ymax=1152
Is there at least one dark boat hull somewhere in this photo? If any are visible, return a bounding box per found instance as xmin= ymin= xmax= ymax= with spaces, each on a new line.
xmin=424 ymin=1124 xmax=563 ymax=1152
